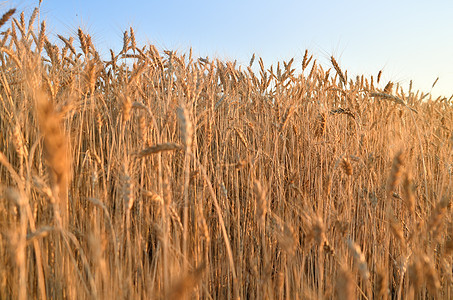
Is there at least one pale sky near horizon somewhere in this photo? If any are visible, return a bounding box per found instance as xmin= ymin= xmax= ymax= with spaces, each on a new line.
xmin=6 ymin=0 xmax=453 ymax=98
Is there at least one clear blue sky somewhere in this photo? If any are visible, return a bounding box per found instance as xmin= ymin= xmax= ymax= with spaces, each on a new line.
xmin=7 ymin=0 xmax=453 ymax=98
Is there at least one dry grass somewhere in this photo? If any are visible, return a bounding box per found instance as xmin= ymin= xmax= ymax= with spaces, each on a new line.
xmin=0 ymin=7 xmax=452 ymax=299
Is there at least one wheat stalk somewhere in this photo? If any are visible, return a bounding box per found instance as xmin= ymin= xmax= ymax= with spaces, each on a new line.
xmin=35 ymin=87 xmax=71 ymax=222
xmin=0 ymin=9 xmax=16 ymax=28
xmin=331 ymin=56 xmax=345 ymax=85
xmin=387 ymin=150 xmax=404 ymax=197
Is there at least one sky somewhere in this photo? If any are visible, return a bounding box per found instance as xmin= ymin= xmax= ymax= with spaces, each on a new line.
xmin=6 ymin=0 xmax=453 ymax=98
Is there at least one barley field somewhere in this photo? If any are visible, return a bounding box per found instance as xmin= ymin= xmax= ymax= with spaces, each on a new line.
xmin=0 ymin=7 xmax=452 ymax=300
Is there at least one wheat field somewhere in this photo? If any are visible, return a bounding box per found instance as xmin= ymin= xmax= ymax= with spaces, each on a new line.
xmin=0 ymin=7 xmax=452 ymax=300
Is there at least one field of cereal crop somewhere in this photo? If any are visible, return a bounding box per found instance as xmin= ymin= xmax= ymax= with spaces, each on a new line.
xmin=0 ymin=6 xmax=452 ymax=299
